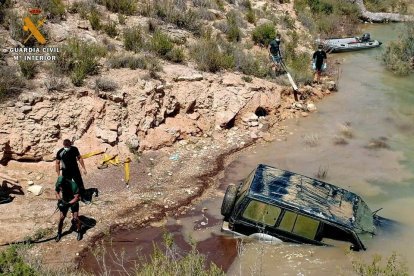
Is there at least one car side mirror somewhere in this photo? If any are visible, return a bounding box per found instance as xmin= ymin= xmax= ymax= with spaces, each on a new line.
xmin=350 ymin=245 xmax=360 ymax=252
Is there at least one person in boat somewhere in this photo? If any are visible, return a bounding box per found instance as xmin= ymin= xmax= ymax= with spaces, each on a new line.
xmin=55 ymin=176 xmax=82 ymax=242
xmin=312 ymin=44 xmax=327 ymax=84
xmin=268 ymin=34 xmax=283 ymax=74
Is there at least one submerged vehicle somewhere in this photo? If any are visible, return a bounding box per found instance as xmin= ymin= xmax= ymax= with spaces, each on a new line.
xmin=221 ymin=164 xmax=390 ymax=251
xmin=321 ymin=33 xmax=382 ymax=53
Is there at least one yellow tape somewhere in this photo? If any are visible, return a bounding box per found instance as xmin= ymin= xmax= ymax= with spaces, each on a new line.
xmin=124 ymin=157 xmax=131 ymax=185
xmin=100 ymin=154 xmax=116 ymax=164
xmin=81 ymin=150 xmax=105 ymax=159
xmin=109 ymin=156 xmax=120 ymax=165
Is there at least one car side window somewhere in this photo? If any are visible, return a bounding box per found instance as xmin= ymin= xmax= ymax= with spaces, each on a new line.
xmin=242 ymin=200 xmax=282 ymax=226
xmin=278 ymin=211 xmax=320 ymax=240
xmin=293 ymin=214 xmax=320 ymax=240
xmin=278 ymin=210 xmax=297 ymax=232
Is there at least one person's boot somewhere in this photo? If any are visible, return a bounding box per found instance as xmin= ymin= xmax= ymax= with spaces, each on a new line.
xmin=77 ymin=231 xmax=83 ymax=241
xmin=55 ymin=232 xmax=62 ymax=242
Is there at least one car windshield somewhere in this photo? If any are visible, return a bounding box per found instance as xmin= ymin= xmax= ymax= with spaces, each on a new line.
xmin=355 ymin=199 xmax=375 ymax=235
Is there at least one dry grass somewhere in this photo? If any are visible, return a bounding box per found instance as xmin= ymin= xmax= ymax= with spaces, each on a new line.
xmin=123 ymin=26 xmax=146 ymax=53
xmin=315 ymin=165 xmax=328 ymax=179
xmin=338 ymin=123 xmax=354 ymax=139
xmin=0 ymin=65 xmax=25 ymax=100
xmin=303 ymin=133 xmax=319 ymax=147
xmin=333 ymin=135 xmax=348 ymax=145
xmin=365 ymin=137 xmax=390 ymax=150
xmin=95 ymin=77 xmax=118 ymax=92
xmin=18 ymin=60 xmax=37 ymax=79
xmin=352 ymin=252 xmax=408 ymax=276
xmin=44 ymin=75 xmax=67 ymax=92
xmin=92 ymin=232 xmax=224 ymax=275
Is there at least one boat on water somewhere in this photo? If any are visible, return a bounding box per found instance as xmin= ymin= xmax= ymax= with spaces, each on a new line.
xmin=321 ymin=33 xmax=382 ymax=53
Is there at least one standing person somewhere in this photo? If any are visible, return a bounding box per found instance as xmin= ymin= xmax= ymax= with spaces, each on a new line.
xmin=268 ymin=34 xmax=283 ymax=74
xmin=312 ymin=44 xmax=327 ymax=84
xmin=55 ymin=139 xmax=88 ymax=202
xmin=55 ymin=176 xmax=82 ymax=242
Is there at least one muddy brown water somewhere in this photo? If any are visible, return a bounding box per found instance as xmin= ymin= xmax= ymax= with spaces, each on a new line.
xmin=81 ymin=24 xmax=414 ymax=275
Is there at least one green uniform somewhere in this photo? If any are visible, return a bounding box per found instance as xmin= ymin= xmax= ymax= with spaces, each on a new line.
xmin=55 ymin=176 xmax=79 ymax=213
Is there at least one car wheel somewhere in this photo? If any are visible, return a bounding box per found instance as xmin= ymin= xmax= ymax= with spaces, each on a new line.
xmin=221 ymin=184 xmax=238 ymax=219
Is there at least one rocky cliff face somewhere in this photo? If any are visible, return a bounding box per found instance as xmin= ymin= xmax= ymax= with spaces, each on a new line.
xmin=0 ymin=64 xmax=295 ymax=163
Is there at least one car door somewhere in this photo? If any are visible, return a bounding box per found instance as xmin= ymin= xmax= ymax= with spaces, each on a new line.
xmin=236 ymin=199 xmax=283 ymax=235
xmin=270 ymin=209 xmax=323 ymax=244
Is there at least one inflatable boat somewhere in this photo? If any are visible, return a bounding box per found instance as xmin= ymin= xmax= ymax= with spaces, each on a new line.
xmin=321 ymin=33 xmax=382 ymax=53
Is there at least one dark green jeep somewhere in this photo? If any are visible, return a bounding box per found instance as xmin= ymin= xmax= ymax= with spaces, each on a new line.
xmin=221 ymin=164 xmax=387 ymax=251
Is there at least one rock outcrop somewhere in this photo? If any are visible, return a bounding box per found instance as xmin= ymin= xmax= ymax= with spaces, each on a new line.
xmin=0 ymin=66 xmax=292 ymax=162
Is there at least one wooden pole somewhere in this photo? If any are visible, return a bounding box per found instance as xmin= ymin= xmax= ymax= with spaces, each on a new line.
xmin=0 ymin=173 xmax=19 ymax=184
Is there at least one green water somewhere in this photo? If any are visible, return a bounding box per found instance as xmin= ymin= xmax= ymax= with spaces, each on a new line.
xmin=224 ymin=23 xmax=414 ymax=274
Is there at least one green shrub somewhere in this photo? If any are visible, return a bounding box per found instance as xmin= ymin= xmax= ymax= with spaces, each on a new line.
xmin=283 ymin=36 xmax=313 ymax=83
xmin=95 ymin=77 xmax=118 ymax=91
xmin=31 ymin=0 xmax=65 ymax=22
xmin=5 ymin=11 xmax=26 ymax=42
xmin=0 ymin=245 xmax=38 ymax=275
xmin=88 ymin=8 xmax=101 ymax=30
xmin=57 ymin=38 xmax=107 ymax=86
xmin=307 ymin=0 xmax=333 ymax=14
xmin=166 ymin=47 xmax=185 ymax=63
xmin=246 ymin=8 xmax=256 ymax=24
xmin=281 ymin=14 xmax=295 ymax=29
xmin=215 ymin=0 xmax=225 ymax=10
xmin=146 ymin=57 xmax=162 ymax=73
xmin=190 ymin=39 xmax=233 ymax=72
xmin=118 ymin=13 xmax=127 ymax=24
xmin=0 ymin=0 xmax=12 ymax=24
xmin=213 ymin=20 xmax=228 ymax=34
xmin=192 ymin=0 xmax=213 ymax=8
xmin=148 ymin=18 xmax=158 ymax=33
xmin=382 ymin=24 xmax=414 ymax=76
xmin=123 ymin=26 xmax=145 ymax=53
xmin=0 ymin=66 xmax=25 ymax=100
xmin=233 ymin=47 xmax=272 ymax=77
xmin=19 ymin=60 xmax=37 ymax=79
xmin=296 ymin=9 xmax=316 ymax=32
xmin=44 ymin=75 xmax=67 ymax=92
xmin=242 ymin=75 xmax=253 ymax=82
xmin=108 ymin=53 xmax=161 ymax=70
xmin=103 ymin=20 xmax=118 ymax=37
xmin=352 ymin=252 xmax=408 ymax=276
xmin=252 ymin=23 xmax=276 ymax=46
xmin=294 ymin=0 xmax=360 ymax=36
xmin=68 ymin=1 xmax=83 ymax=13
xmin=240 ymin=0 xmax=252 ymax=9
xmin=226 ymin=11 xmax=242 ymax=42
xmin=197 ymin=8 xmax=216 ymax=21
xmin=150 ymin=30 xmax=174 ymax=56
xmin=139 ymin=233 xmax=224 ymax=276
xmin=142 ymin=0 xmax=202 ymax=34
xmin=173 ymin=9 xmax=202 ymax=34
xmin=95 ymin=0 xmax=137 ymax=15
xmin=107 ymin=53 xmax=133 ymax=68
xmin=364 ymin=0 xmax=401 ymax=13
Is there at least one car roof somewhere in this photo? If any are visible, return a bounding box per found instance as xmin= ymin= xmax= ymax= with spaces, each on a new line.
xmin=248 ymin=164 xmax=362 ymax=230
